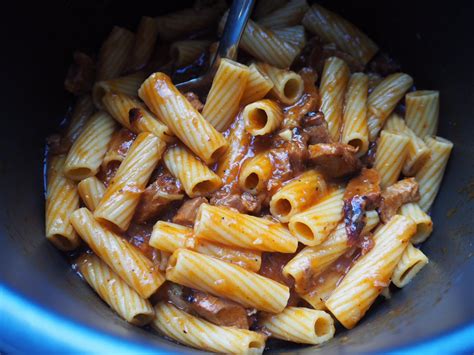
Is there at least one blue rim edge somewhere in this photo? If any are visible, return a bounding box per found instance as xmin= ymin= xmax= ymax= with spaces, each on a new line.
xmin=1 ymin=284 xmax=473 ymax=353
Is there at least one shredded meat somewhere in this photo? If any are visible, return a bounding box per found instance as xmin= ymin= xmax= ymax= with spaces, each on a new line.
xmin=184 ymin=92 xmax=204 ymax=112
xmin=259 ymin=252 xmax=300 ymax=307
xmin=187 ymin=290 xmax=250 ymax=329
xmin=64 ymin=51 xmax=95 ymax=95
xmin=343 ymin=169 xmax=381 ymax=245
xmin=274 ymin=127 xmax=309 ymax=175
xmin=134 ymin=168 xmax=184 ymax=223
xmin=302 ymin=111 xmax=333 ymax=145
xmin=379 ymin=178 xmax=420 ymax=223
xmin=162 ymin=283 xmax=250 ymax=329
xmin=368 ymin=52 xmax=401 ymax=77
xmin=173 ymin=197 xmax=208 ymax=227
xmin=308 ymin=143 xmax=361 ymax=178
xmin=210 ymin=190 xmax=263 ymax=215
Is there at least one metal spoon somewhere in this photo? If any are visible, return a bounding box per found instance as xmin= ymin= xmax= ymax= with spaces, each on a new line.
xmin=175 ymin=0 xmax=255 ymax=92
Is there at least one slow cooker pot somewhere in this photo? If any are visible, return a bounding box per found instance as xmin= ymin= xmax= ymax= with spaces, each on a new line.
xmin=1 ymin=0 xmax=473 ymax=352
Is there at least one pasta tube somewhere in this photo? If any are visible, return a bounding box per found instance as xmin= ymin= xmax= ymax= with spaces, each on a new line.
xmin=71 ymin=208 xmax=165 ymax=298
xmin=259 ymin=307 xmax=335 ymax=345
xmin=399 ymin=203 xmax=433 ymax=244
xmin=194 ymin=204 xmax=298 ymax=253
xmin=163 ymin=145 xmax=222 ymax=197
xmin=257 ymin=0 xmax=309 ymax=29
xmin=152 ymin=302 xmax=266 ymax=354
xmin=139 ymin=72 xmax=228 ymax=164
xmin=202 ymin=59 xmax=250 ymax=131
xmin=77 ymin=176 xmax=105 ymax=211
xmin=416 ymin=136 xmax=453 ymax=211
xmin=45 ymin=156 xmax=81 ymax=250
xmin=243 ymin=100 xmax=283 ymax=136
xmin=325 ymin=215 xmax=416 ymax=329
xmin=166 ymin=249 xmax=290 ymax=313
xmin=273 ymin=26 xmax=306 ymax=50
xmin=367 ymin=73 xmax=413 ymax=141
xmin=170 ymin=40 xmax=211 ymax=67
xmin=392 ymin=243 xmax=429 ymax=288
xmin=288 ymin=188 xmax=345 ymax=246
xmin=127 ymin=16 xmax=159 ymax=72
xmin=63 ymin=111 xmax=116 ymax=181
xmin=405 ymin=90 xmax=440 ymax=137
xmin=77 ymin=253 xmax=154 ymax=325
xmin=93 ymin=72 xmax=148 ymax=108
xmin=302 ymin=3 xmax=378 ymax=65
xmin=373 ymin=131 xmax=409 ymax=189
xmin=240 ymin=63 xmax=274 ymax=106
xmin=269 ymin=171 xmax=327 ymax=223
xmin=255 ymin=63 xmax=304 ymax=105
xmin=319 ymin=57 xmax=350 ymax=141
xmin=238 ymin=152 xmax=272 ymax=193
xmin=341 ymin=73 xmax=369 ymax=156
xmin=94 ymin=133 xmax=165 ymax=231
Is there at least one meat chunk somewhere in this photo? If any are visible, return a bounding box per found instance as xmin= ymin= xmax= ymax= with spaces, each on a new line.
xmin=308 ymin=143 xmax=361 ymax=178
xmin=343 ymin=169 xmax=382 ymax=245
xmin=301 ymin=111 xmax=333 ymax=145
xmin=64 ymin=51 xmax=95 ymax=95
xmin=134 ymin=168 xmax=184 ymax=223
xmin=360 ymin=141 xmax=378 ymax=168
xmin=187 ymin=290 xmax=250 ymax=329
xmin=273 ymin=127 xmax=309 ymax=175
xmin=379 ymin=178 xmax=420 ymax=223
xmin=210 ymin=190 xmax=263 ymax=215
xmin=162 ymin=283 xmax=251 ymax=329
xmin=184 ymin=91 xmax=204 ymax=112
xmin=173 ymin=197 xmax=208 ymax=227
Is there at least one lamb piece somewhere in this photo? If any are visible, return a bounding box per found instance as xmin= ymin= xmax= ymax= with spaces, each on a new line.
xmin=64 ymin=51 xmax=95 ymax=95
xmin=162 ymin=283 xmax=251 ymax=329
xmin=275 ymin=127 xmax=309 ymax=174
xmin=379 ymin=178 xmax=420 ymax=223
xmin=134 ymin=168 xmax=184 ymax=223
xmin=301 ymin=111 xmax=333 ymax=145
xmin=360 ymin=141 xmax=378 ymax=168
xmin=343 ymin=168 xmax=382 ymax=245
xmin=209 ymin=190 xmax=263 ymax=215
xmin=187 ymin=290 xmax=250 ymax=329
xmin=308 ymin=143 xmax=361 ymax=178
xmin=368 ymin=52 xmax=401 ymax=77
xmin=173 ymin=197 xmax=208 ymax=227
xmin=184 ymin=92 xmax=204 ymax=112
xmin=259 ymin=252 xmax=300 ymax=307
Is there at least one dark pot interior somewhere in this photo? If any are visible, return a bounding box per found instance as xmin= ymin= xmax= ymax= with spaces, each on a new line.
xmin=1 ymin=1 xmax=473 ymax=353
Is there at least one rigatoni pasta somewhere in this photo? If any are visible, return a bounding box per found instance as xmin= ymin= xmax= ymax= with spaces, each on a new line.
xmin=77 ymin=253 xmax=155 ymax=326
xmin=127 ymin=16 xmax=159 ymax=72
xmin=93 ymin=72 xmax=148 ymax=108
xmin=170 ymin=40 xmax=212 ymax=67
xmin=392 ymin=243 xmax=429 ymax=288
xmin=240 ymin=63 xmax=274 ymax=105
xmin=257 ymin=0 xmax=309 ymax=29
xmin=77 ymin=176 xmax=105 ymax=211
xmin=405 ymin=90 xmax=440 ymax=138
xmin=243 ymin=99 xmax=284 ymax=136
xmin=166 ymin=249 xmax=289 ymax=313
xmin=238 ymin=152 xmax=273 ymax=193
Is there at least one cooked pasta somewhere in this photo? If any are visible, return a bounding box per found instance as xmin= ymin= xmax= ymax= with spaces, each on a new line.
xmin=255 ymin=62 xmax=304 ymax=105
xmin=94 ymin=133 xmax=165 ymax=231
xmin=166 ymin=249 xmax=289 ymax=313
xmin=243 ymin=99 xmax=284 ymax=136
xmin=139 ymin=72 xmax=228 ymax=164
xmin=416 ymin=136 xmax=453 ymax=211
xmin=152 ymin=302 xmax=266 ymax=354
xmin=163 ymin=145 xmax=222 ymax=197
xmin=202 ymin=59 xmax=250 ymax=131
xmin=367 ymin=73 xmax=413 ymax=141
xmin=319 ymin=57 xmax=350 ymax=141
xmin=96 ymin=26 xmax=135 ymax=81
xmin=269 ymin=170 xmax=327 ymax=223
xmin=194 ymin=204 xmax=298 ymax=253
xmin=77 ymin=253 xmax=155 ymax=325
xmin=45 ymin=4 xmax=454 ymax=352
xmin=341 ymin=73 xmax=369 ymax=156
xmin=45 ymin=156 xmax=81 ymax=250
xmin=405 ymin=90 xmax=440 ymax=138
xmin=302 ymin=3 xmax=378 ymax=65
xmin=373 ymin=130 xmax=410 ymax=189
xmin=288 ymin=188 xmax=345 ymax=246
xmin=63 ymin=111 xmax=116 ymax=181
xmin=259 ymin=307 xmax=335 ymax=345
xmin=71 ymin=208 xmax=165 ymax=298
xmin=326 ymin=215 xmax=416 ymax=329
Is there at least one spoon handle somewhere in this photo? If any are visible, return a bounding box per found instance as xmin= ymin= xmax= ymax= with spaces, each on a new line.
xmin=213 ymin=0 xmax=255 ymax=66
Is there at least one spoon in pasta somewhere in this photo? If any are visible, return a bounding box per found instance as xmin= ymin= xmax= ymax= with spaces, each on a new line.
xmin=175 ymin=0 xmax=255 ymax=92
